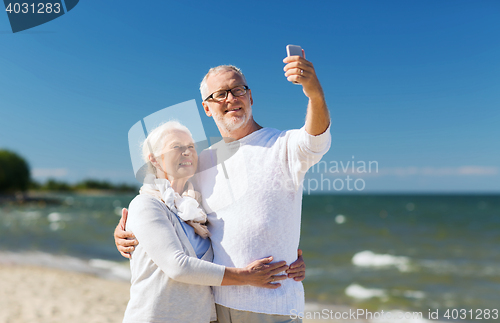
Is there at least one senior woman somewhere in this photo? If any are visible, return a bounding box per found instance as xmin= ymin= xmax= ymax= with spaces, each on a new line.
xmin=122 ymin=120 xmax=288 ymax=323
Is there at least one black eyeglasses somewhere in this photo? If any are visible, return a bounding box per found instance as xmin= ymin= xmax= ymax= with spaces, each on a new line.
xmin=204 ymin=85 xmax=249 ymax=102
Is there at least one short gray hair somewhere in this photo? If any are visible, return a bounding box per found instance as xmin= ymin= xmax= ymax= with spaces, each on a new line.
xmin=141 ymin=120 xmax=193 ymax=176
xmin=199 ymin=65 xmax=247 ymax=100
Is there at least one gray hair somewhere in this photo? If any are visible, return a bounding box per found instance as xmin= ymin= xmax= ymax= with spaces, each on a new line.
xmin=199 ymin=65 xmax=247 ymax=100
xmin=141 ymin=120 xmax=193 ymax=176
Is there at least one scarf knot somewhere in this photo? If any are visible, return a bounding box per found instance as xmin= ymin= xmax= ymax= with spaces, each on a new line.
xmin=140 ymin=174 xmax=210 ymax=238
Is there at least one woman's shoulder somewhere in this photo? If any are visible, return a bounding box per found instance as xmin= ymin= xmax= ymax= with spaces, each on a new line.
xmin=129 ymin=194 xmax=170 ymax=215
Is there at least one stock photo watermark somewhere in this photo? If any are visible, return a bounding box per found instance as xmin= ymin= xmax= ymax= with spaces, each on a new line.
xmin=290 ymin=308 xmax=424 ymax=321
xmin=246 ymin=156 xmax=379 ymax=195
xmin=303 ymin=156 xmax=379 ymax=194
xmin=290 ymin=308 xmax=499 ymax=321
xmin=3 ymin=0 xmax=79 ymax=33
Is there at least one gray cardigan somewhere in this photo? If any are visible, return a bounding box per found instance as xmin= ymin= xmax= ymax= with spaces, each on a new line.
xmin=123 ymin=194 xmax=226 ymax=323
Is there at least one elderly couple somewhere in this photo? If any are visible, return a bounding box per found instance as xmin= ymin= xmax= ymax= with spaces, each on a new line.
xmin=114 ymin=51 xmax=331 ymax=323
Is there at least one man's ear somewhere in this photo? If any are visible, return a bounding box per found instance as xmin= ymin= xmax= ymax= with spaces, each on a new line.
xmin=202 ymin=101 xmax=212 ymax=117
xmin=249 ymin=89 xmax=253 ymax=106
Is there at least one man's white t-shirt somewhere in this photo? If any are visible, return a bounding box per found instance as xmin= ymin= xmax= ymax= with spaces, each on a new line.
xmin=192 ymin=125 xmax=331 ymax=315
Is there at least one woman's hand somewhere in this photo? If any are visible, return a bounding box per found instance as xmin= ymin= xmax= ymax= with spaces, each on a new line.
xmin=245 ymin=256 xmax=289 ymax=288
xmin=222 ymin=256 xmax=289 ymax=289
xmin=114 ymin=208 xmax=138 ymax=258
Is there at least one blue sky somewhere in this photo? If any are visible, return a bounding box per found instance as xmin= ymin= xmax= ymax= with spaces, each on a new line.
xmin=1 ymin=1 xmax=499 ymax=193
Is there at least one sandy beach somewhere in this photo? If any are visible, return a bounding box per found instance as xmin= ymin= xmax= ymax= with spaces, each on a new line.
xmin=0 ymin=264 xmax=129 ymax=323
xmin=0 ymin=263 xmax=357 ymax=323
xmin=0 ymin=256 xmax=436 ymax=323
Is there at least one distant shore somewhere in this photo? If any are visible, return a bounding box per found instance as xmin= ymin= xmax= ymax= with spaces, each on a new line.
xmin=0 ymin=192 xmax=62 ymax=205
xmin=0 ymin=190 xmax=137 ymax=205
xmin=0 ymin=177 xmax=138 ymax=205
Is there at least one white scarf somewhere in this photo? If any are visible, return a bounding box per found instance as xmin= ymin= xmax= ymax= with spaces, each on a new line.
xmin=139 ymin=174 xmax=210 ymax=239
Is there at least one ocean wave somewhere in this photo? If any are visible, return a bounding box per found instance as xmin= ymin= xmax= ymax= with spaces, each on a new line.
xmin=0 ymin=251 xmax=130 ymax=281
xmin=352 ymin=250 xmax=411 ymax=272
xmin=351 ymin=250 xmax=500 ymax=278
xmin=89 ymin=258 xmax=131 ymax=281
xmin=345 ymin=283 xmax=388 ymax=300
xmin=346 ymin=283 xmax=426 ymax=303
xmin=417 ymin=259 xmax=500 ymax=277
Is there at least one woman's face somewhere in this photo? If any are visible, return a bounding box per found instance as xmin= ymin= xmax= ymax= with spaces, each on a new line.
xmin=158 ymin=130 xmax=198 ymax=181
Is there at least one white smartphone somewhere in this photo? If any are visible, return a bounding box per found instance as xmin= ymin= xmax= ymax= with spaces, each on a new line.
xmin=286 ymin=45 xmax=303 ymax=84
xmin=286 ymin=44 xmax=303 ymax=57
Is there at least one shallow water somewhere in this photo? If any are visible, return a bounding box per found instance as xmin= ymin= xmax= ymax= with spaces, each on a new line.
xmin=300 ymin=194 xmax=500 ymax=322
xmin=1 ymin=193 xmax=498 ymax=322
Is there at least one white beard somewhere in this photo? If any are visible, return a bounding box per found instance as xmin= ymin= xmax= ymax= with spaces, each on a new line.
xmin=214 ymin=109 xmax=252 ymax=133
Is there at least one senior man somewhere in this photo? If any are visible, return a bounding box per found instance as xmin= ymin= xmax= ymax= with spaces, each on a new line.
xmin=115 ymin=51 xmax=330 ymax=322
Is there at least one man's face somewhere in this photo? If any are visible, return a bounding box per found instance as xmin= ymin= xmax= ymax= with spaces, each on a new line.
xmin=202 ymin=70 xmax=253 ymax=134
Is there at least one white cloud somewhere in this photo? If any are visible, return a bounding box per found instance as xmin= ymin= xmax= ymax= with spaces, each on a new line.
xmin=32 ymin=168 xmax=68 ymax=178
xmin=457 ymin=166 xmax=498 ymax=175
xmin=379 ymin=166 xmax=498 ymax=177
xmin=310 ymin=165 xmax=499 ymax=178
xmin=85 ymin=169 xmax=134 ymax=179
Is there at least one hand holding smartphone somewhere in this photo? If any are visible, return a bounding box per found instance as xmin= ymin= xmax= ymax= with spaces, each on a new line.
xmin=286 ymin=45 xmax=304 ymax=84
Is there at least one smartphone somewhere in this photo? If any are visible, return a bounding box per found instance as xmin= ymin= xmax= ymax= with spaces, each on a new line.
xmin=286 ymin=44 xmax=303 ymax=57
xmin=286 ymin=45 xmax=303 ymax=84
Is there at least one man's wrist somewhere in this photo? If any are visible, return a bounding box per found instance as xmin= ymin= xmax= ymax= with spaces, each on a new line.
xmin=306 ymin=88 xmax=325 ymax=103
xmin=306 ymin=87 xmax=325 ymax=104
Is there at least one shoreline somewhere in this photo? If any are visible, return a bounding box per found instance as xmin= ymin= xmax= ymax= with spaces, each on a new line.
xmin=0 ymin=252 xmax=441 ymax=323
xmin=0 ymin=190 xmax=138 ymax=206
xmin=0 ymin=263 xmax=361 ymax=323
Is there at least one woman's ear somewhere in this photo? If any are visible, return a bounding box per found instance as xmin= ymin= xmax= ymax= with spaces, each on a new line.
xmin=148 ymin=154 xmax=158 ymax=167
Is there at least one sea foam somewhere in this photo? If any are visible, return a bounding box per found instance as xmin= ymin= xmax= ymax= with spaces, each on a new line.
xmin=345 ymin=283 xmax=387 ymax=300
xmin=0 ymin=251 xmax=131 ymax=281
xmin=352 ymin=250 xmax=411 ymax=272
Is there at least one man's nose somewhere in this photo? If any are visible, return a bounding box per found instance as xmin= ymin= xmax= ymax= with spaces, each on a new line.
xmin=226 ymin=91 xmax=237 ymax=101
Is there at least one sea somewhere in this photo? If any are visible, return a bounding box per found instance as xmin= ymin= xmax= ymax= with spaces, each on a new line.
xmin=1 ymin=193 xmax=499 ymax=322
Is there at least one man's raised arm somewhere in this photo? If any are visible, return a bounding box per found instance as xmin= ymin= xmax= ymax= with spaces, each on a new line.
xmin=283 ymin=50 xmax=330 ymax=136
